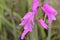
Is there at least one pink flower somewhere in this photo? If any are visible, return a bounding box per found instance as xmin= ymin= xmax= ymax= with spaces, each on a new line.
xmin=19 ymin=12 xmax=34 ymax=26
xmin=41 ymin=4 xmax=58 ymax=23
xmin=19 ymin=0 xmax=39 ymax=39
xmin=32 ymin=0 xmax=39 ymax=14
xmin=21 ymin=29 xmax=29 ymax=39
xmin=38 ymin=19 xmax=49 ymax=30
xmin=19 ymin=12 xmax=34 ymax=39
xmin=21 ymin=22 xmax=32 ymax=39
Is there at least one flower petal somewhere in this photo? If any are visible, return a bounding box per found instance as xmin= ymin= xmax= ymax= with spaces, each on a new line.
xmin=19 ymin=19 xmax=27 ymax=26
xmin=41 ymin=7 xmax=56 ymax=23
xmin=23 ymin=12 xmax=33 ymax=20
xmin=32 ymin=0 xmax=39 ymax=14
xmin=24 ymin=22 xmax=32 ymax=32
xmin=38 ymin=19 xmax=49 ymax=30
xmin=41 ymin=7 xmax=49 ymax=16
xmin=48 ymin=14 xmax=56 ymax=23
xmin=21 ymin=29 xmax=29 ymax=39
xmin=42 ymin=4 xmax=58 ymax=15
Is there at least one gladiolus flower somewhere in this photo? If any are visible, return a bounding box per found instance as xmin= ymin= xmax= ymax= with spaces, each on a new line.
xmin=41 ymin=4 xmax=58 ymax=23
xmin=19 ymin=12 xmax=34 ymax=26
xmin=19 ymin=12 xmax=34 ymax=39
xmin=19 ymin=0 xmax=39 ymax=39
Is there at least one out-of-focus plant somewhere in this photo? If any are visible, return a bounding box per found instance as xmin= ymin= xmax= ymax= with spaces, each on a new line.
xmin=0 ymin=0 xmax=59 ymax=40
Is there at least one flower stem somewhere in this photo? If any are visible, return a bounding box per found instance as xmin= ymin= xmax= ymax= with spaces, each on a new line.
xmin=3 ymin=28 xmax=7 ymax=40
xmin=30 ymin=15 xmax=38 ymax=40
xmin=41 ymin=14 xmax=46 ymax=40
xmin=47 ymin=23 xmax=51 ymax=40
xmin=44 ymin=14 xmax=47 ymax=21
xmin=45 ymin=0 xmax=52 ymax=40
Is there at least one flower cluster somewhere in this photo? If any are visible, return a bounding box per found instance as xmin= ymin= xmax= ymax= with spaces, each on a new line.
xmin=19 ymin=0 xmax=39 ymax=39
xmin=19 ymin=0 xmax=57 ymax=39
xmin=19 ymin=12 xmax=34 ymax=39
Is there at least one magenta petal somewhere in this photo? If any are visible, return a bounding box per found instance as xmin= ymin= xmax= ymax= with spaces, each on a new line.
xmin=32 ymin=0 xmax=39 ymax=14
xmin=41 ymin=7 xmax=56 ymax=23
xmin=19 ymin=19 xmax=27 ymax=26
xmin=21 ymin=29 xmax=29 ymax=39
xmin=38 ymin=19 xmax=49 ymax=30
xmin=23 ymin=12 xmax=33 ymax=20
xmin=48 ymin=14 xmax=56 ymax=23
xmin=42 ymin=4 xmax=58 ymax=15
xmin=41 ymin=7 xmax=48 ymax=15
xmin=24 ymin=22 xmax=32 ymax=32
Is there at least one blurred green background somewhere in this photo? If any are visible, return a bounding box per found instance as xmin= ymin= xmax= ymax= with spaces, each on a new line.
xmin=0 ymin=0 xmax=60 ymax=40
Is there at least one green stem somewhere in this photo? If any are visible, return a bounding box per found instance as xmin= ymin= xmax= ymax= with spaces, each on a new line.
xmin=27 ymin=0 xmax=38 ymax=40
xmin=41 ymin=14 xmax=47 ymax=40
xmin=45 ymin=0 xmax=52 ymax=40
xmin=44 ymin=14 xmax=47 ymax=22
xmin=30 ymin=15 xmax=38 ymax=40
xmin=40 ymin=27 xmax=46 ymax=40
xmin=40 ymin=0 xmax=47 ymax=39
xmin=3 ymin=28 xmax=7 ymax=40
xmin=47 ymin=23 xmax=51 ymax=40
